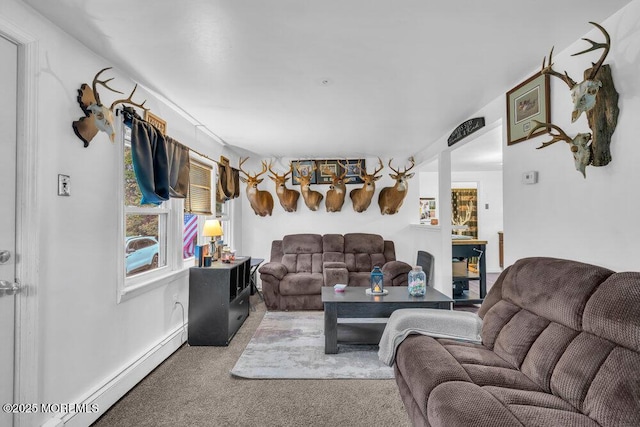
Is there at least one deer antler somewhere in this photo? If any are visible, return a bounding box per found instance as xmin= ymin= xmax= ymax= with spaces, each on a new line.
xmin=388 ymin=156 xmax=416 ymax=174
xmin=527 ymin=120 xmax=573 ymax=149
xmin=92 ymin=67 xmax=124 ymax=106
xmin=337 ymin=160 xmax=350 ymax=179
xmin=372 ymin=157 xmax=384 ymax=176
xmin=257 ymin=160 xmax=269 ymax=178
xmin=572 ymin=22 xmax=610 ymax=81
xmin=541 ymin=47 xmax=577 ymax=89
xmin=238 ymin=157 xmax=251 ymax=178
xmin=110 ymin=84 xmax=149 ymax=112
xmin=452 ymin=200 xmax=473 ymax=227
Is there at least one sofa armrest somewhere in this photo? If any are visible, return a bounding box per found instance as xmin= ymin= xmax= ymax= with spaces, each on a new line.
xmin=258 ymin=262 xmax=288 ymax=280
xmin=382 ymin=260 xmax=412 ymax=286
xmin=323 ymin=262 xmax=348 ymax=287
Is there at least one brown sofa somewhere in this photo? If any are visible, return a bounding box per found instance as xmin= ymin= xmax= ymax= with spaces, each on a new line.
xmin=259 ymin=233 xmax=412 ymax=310
xmin=394 ymin=257 xmax=640 ymax=427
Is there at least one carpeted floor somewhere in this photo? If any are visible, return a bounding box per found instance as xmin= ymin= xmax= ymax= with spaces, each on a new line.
xmin=92 ymin=295 xmax=411 ymax=427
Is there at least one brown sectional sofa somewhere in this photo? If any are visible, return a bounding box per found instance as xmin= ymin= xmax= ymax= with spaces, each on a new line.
xmin=394 ymin=257 xmax=640 ymax=427
xmin=259 ymin=233 xmax=412 ymax=310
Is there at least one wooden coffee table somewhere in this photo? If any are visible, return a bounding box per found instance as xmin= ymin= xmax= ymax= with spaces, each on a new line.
xmin=322 ymin=286 xmax=453 ymax=354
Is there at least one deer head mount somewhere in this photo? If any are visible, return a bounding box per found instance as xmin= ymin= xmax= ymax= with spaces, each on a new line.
xmin=268 ymin=162 xmax=300 ymax=212
xmin=528 ymin=120 xmax=592 ymax=178
xmin=323 ymin=161 xmax=351 ymax=212
xmin=294 ymin=162 xmax=324 ymax=211
xmin=239 ymin=158 xmax=274 ymax=216
xmin=378 ymin=157 xmax=415 ymax=215
xmin=72 ymin=67 xmax=149 ymax=147
xmin=452 ymin=199 xmax=474 ymax=235
xmin=539 ymin=22 xmax=619 ymax=168
xmin=349 ymin=158 xmax=384 ymax=213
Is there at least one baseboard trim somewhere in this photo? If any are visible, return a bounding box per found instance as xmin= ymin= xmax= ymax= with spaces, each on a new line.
xmin=41 ymin=323 xmax=187 ymax=427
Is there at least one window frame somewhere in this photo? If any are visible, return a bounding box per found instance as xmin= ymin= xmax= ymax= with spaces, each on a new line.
xmin=116 ymin=118 xmax=187 ymax=303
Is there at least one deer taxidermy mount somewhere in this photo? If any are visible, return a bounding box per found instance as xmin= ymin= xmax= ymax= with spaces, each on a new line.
xmin=349 ymin=158 xmax=384 ymax=213
xmin=540 ymin=22 xmax=619 ymax=167
xmin=528 ymin=120 xmax=592 ymax=178
xmin=294 ymin=162 xmax=324 ymax=211
xmin=378 ymin=157 xmax=415 ymax=215
xmin=268 ymin=162 xmax=300 ymax=212
xmin=323 ymin=161 xmax=351 ymax=212
xmin=72 ymin=67 xmax=149 ymax=147
xmin=239 ymin=158 xmax=274 ymax=216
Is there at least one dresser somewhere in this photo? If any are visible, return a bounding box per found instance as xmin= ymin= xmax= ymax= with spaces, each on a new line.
xmin=188 ymin=257 xmax=251 ymax=346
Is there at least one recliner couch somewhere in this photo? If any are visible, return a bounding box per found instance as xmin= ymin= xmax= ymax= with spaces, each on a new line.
xmin=259 ymin=233 xmax=412 ymax=310
xmin=393 ymin=257 xmax=640 ymax=427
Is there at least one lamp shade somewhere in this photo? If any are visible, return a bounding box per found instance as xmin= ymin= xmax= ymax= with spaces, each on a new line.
xmin=203 ymin=219 xmax=223 ymax=237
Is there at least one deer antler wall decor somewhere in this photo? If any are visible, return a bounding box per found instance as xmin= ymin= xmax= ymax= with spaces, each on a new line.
xmin=528 ymin=120 xmax=592 ymax=178
xmin=72 ymin=67 xmax=149 ymax=147
xmin=539 ymin=22 xmax=619 ymax=168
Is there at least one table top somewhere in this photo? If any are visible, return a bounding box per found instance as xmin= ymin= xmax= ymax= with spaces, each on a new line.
xmin=249 ymin=257 xmax=265 ymax=267
xmin=321 ymin=286 xmax=452 ymax=304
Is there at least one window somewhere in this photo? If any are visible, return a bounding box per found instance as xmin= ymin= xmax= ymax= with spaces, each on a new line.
xmin=183 ymin=158 xmax=214 ymax=260
xmin=118 ymin=122 xmax=185 ymax=302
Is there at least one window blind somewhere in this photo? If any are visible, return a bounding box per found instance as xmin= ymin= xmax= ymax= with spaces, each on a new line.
xmin=185 ymin=159 xmax=213 ymax=215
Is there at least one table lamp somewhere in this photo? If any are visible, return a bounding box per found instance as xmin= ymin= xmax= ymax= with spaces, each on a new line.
xmin=203 ymin=219 xmax=223 ymax=260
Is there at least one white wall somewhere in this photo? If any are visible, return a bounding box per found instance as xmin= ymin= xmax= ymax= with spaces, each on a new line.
xmin=1 ymin=1 xmax=241 ymax=425
xmin=503 ymin=0 xmax=640 ymax=272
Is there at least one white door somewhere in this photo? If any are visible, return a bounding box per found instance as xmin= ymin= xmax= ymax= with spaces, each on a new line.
xmin=0 ymin=34 xmax=18 ymax=427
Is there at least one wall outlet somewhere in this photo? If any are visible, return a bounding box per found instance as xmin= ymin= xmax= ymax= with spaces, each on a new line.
xmin=58 ymin=174 xmax=71 ymax=196
xmin=522 ymin=171 xmax=538 ymax=185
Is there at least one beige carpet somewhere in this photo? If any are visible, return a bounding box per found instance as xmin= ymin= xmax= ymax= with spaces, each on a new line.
xmin=92 ymin=295 xmax=411 ymax=427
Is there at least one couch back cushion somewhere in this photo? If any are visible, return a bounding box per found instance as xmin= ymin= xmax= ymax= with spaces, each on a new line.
xmin=323 ymin=234 xmax=345 ymax=264
xmin=281 ymin=234 xmax=323 ymax=273
xmin=343 ymin=233 xmax=387 ymax=272
xmin=481 ymin=258 xmax=640 ymax=426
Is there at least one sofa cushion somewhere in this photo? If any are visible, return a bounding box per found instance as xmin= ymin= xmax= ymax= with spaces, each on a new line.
xmin=322 ymin=234 xmax=344 ymax=253
xmin=344 ymin=233 xmax=384 ymax=253
xmin=282 ymin=234 xmax=322 ymax=254
xmin=279 ymin=273 xmax=324 ymax=296
xmin=500 ymin=257 xmax=613 ymax=330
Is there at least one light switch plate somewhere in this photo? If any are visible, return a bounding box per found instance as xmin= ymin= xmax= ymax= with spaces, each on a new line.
xmin=58 ymin=174 xmax=70 ymax=196
xmin=522 ymin=171 xmax=538 ymax=184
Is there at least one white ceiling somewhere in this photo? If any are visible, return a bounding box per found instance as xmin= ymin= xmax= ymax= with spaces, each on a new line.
xmin=24 ymin=0 xmax=631 ymax=163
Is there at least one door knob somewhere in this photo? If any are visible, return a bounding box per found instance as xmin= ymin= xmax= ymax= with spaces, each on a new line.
xmin=0 ymin=250 xmax=10 ymax=264
xmin=0 ymin=280 xmax=20 ymax=296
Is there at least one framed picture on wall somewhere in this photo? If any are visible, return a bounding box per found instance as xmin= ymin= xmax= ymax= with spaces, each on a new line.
xmin=316 ymin=160 xmax=340 ymax=184
xmin=291 ymin=160 xmax=317 ymax=185
xmin=506 ymin=72 xmax=550 ymax=145
xmin=419 ymin=198 xmax=436 ymax=223
xmin=342 ymin=159 xmax=365 ymax=184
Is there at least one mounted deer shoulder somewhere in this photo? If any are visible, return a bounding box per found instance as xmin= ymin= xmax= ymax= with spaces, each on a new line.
xmin=349 ymin=158 xmax=383 ymax=213
xmin=323 ymin=161 xmax=350 ymax=212
xmin=268 ymin=162 xmax=300 ymax=212
xmin=528 ymin=120 xmax=592 ymax=178
xmin=378 ymin=157 xmax=415 ymax=215
xmin=72 ymin=67 xmax=149 ymax=147
xmin=295 ymin=162 xmax=324 ymax=211
xmin=239 ymin=158 xmax=274 ymax=216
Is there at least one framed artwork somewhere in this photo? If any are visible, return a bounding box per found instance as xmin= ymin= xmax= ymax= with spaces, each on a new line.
xmin=342 ymin=159 xmax=366 ymax=184
xmin=419 ymin=198 xmax=436 ymax=223
xmin=506 ymin=72 xmax=550 ymax=145
xmin=316 ymin=160 xmax=340 ymax=184
xmin=291 ymin=160 xmax=317 ymax=185
xmin=144 ymin=110 xmax=167 ymax=135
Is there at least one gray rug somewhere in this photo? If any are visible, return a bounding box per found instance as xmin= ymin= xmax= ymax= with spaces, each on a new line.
xmin=231 ymin=311 xmax=394 ymax=379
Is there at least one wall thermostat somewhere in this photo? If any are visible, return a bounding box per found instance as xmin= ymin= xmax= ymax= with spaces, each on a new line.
xmin=522 ymin=171 xmax=538 ymax=184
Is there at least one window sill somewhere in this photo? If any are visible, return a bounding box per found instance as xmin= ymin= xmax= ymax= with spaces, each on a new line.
xmin=409 ymin=223 xmax=442 ymax=231
xmin=118 ymin=266 xmax=190 ymax=303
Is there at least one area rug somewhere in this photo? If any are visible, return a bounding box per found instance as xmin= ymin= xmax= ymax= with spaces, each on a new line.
xmin=230 ymin=311 xmax=394 ymax=379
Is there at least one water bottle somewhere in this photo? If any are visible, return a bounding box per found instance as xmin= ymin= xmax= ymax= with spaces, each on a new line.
xmin=408 ymin=265 xmax=426 ymax=296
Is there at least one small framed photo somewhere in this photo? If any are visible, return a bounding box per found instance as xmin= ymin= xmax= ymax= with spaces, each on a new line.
xmin=343 ymin=159 xmax=365 ymax=184
xmin=292 ymin=160 xmax=317 ymax=185
xmin=420 ymin=198 xmax=436 ymax=223
xmin=506 ymin=72 xmax=550 ymax=145
xmin=316 ymin=160 xmax=340 ymax=184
